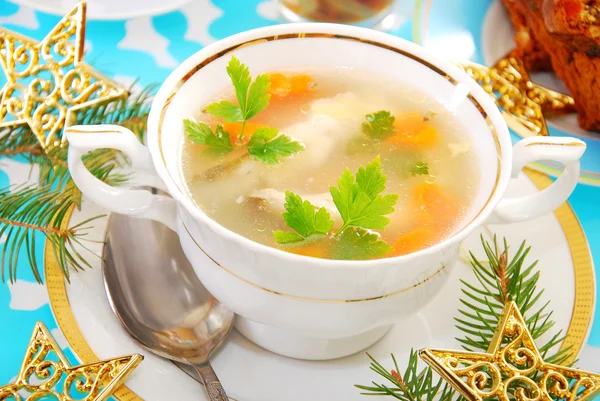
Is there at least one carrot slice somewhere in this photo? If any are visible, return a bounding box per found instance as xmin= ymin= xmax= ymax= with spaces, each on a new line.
xmin=268 ymin=73 xmax=315 ymax=98
xmin=393 ymin=112 xmax=424 ymax=135
xmin=392 ymin=226 xmax=437 ymax=256
xmin=290 ymin=74 xmax=314 ymax=93
xmin=392 ymin=184 xmax=461 ymax=256
xmin=386 ymin=112 xmax=438 ymax=148
xmin=222 ymin=122 xmax=268 ymax=145
xmin=411 ymin=124 xmax=438 ymax=147
xmin=268 ymin=73 xmax=292 ymax=97
xmin=412 ymin=183 xmax=460 ymax=227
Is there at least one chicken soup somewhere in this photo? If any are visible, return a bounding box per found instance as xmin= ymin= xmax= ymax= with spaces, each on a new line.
xmin=180 ymin=57 xmax=479 ymax=260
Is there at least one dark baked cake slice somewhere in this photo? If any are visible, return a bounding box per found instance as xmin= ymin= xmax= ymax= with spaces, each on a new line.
xmin=503 ymin=0 xmax=553 ymax=71
xmin=502 ymin=0 xmax=600 ymax=131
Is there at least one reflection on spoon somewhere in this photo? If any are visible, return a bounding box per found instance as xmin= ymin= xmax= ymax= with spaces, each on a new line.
xmin=102 ymin=211 xmax=235 ymax=401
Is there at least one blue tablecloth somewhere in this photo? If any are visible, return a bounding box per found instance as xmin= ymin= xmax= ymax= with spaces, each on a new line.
xmin=1 ymin=0 xmax=599 ymax=394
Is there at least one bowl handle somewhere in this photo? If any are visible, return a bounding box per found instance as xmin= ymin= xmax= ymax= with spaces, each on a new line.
xmin=66 ymin=125 xmax=178 ymax=231
xmin=491 ymin=136 xmax=586 ymax=224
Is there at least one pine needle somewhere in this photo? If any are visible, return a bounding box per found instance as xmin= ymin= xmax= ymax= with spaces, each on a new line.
xmin=355 ymin=235 xmax=572 ymax=400
xmin=356 ymin=350 xmax=454 ymax=401
xmin=0 ymin=84 xmax=154 ymax=282
xmin=0 ymin=186 xmax=104 ymax=283
xmin=36 ymin=85 xmax=154 ymax=191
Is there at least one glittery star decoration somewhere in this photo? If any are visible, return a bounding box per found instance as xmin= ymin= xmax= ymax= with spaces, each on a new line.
xmin=0 ymin=322 xmax=142 ymax=401
xmin=0 ymin=1 xmax=128 ymax=150
xmin=420 ymin=301 xmax=600 ymax=401
xmin=457 ymin=53 xmax=576 ymax=137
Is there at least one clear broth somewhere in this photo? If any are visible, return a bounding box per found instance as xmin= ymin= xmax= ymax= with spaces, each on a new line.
xmin=181 ymin=67 xmax=479 ymax=260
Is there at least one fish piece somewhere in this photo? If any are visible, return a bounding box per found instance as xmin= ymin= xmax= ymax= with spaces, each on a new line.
xmin=311 ymin=92 xmax=391 ymax=121
xmin=258 ymin=114 xmax=356 ymax=187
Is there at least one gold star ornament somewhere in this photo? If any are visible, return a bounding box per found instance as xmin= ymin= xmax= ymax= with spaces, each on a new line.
xmin=457 ymin=54 xmax=576 ymax=138
xmin=0 ymin=1 xmax=128 ymax=150
xmin=0 ymin=322 xmax=142 ymax=401
xmin=420 ymin=301 xmax=600 ymax=401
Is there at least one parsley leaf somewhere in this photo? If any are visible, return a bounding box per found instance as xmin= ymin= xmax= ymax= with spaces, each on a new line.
xmin=274 ymin=191 xmax=334 ymax=244
xmin=362 ymin=111 xmax=396 ymax=139
xmin=274 ymin=157 xmax=399 ymax=259
xmin=200 ymin=57 xmax=301 ymax=165
xmin=205 ymin=56 xmax=271 ymax=139
xmin=245 ymin=72 xmax=271 ymax=120
xmin=184 ymin=119 xmax=232 ymax=153
xmin=330 ymin=227 xmax=392 ymax=260
xmin=411 ymin=162 xmax=429 ymax=176
xmin=205 ymin=100 xmax=243 ymax=122
xmin=330 ymin=156 xmax=398 ymax=233
xmin=273 ymin=231 xmax=304 ymax=244
xmin=227 ymin=56 xmax=251 ymax=114
xmin=356 ymin=156 xmax=386 ymax=198
xmin=247 ymin=127 xmax=304 ymax=164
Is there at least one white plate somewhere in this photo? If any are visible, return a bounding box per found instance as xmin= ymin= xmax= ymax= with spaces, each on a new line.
xmin=8 ymin=0 xmax=193 ymax=20
xmin=46 ymin=169 xmax=595 ymax=401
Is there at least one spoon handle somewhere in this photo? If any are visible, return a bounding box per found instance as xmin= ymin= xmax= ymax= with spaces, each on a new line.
xmin=193 ymin=364 xmax=229 ymax=401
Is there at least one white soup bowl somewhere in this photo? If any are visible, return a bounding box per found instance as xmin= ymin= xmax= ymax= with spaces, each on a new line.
xmin=66 ymin=23 xmax=585 ymax=360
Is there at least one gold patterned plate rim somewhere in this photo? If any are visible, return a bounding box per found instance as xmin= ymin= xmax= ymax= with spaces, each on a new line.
xmin=44 ymin=169 xmax=595 ymax=401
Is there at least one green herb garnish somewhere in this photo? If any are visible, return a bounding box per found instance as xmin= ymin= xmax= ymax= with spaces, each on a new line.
xmin=185 ymin=120 xmax=303 ymax=163
xmin=330 ymin=227 xmax=393 ymax=260
xmin=185 ymin=57 xmax=303 ymax=165
xmin=205 ymin=100 xmax=243 ymax=122
xmin=184 ymin=120 xmax=233 ymax=153
xmin=381 ymin=152 xmax=430 ymax=178
xmin=273 ymin=231 xmax=305 ymax=244
xmin=411 ymin=161 xmax=429 ymax=176
xmin=273 ymin=156 xmax=399 ymax=260
xmin=331 ymin=156 xmax=398 ymax=235
xmin=274 ymin=191 xmax=334 ymax=244
xmin=247 ymin=127 xmax=305 ymax=165
xmin=205 ymin=56 xmax=271 ymax=142
xmin=346 ymin=136 xmax=380 ymax=155
xmin=362 ymin=110 xmax=396 ymax=139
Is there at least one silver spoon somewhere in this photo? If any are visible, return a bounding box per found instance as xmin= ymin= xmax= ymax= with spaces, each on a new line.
xmin=101 ymin=212 xmax=235 ymax=401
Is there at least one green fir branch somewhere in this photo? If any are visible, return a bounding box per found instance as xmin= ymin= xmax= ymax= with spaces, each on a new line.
xmin=355 ymin=235 xmax=572 ymax=400
xmin=0 ymin=85 xmax=154 ymax=282
xmin=0 ymin=126 xmax=43 ymax=161
xmin=73 ymin=83 xmax=155 ymax=138
xmin=37 ymin=146 xmax=129 ymax=207
xmin=356 ymin=351 xmax=455 ymax=401
xmin=37 ymin=85 xmax=154 ymax=191
xmin=456 ymin=236 xmax=571 ymax=365
xmin=0 ymin=186 xmax=103 ymax=283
